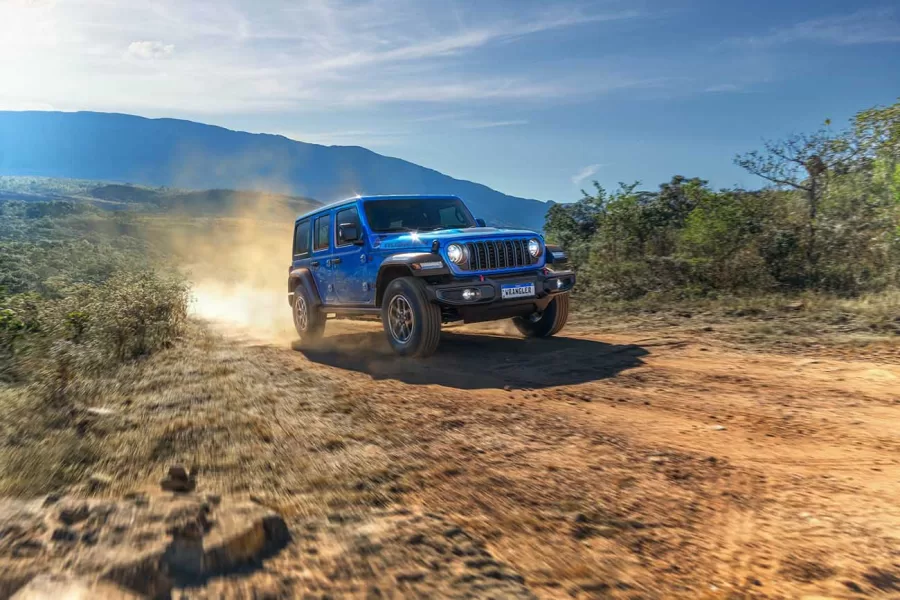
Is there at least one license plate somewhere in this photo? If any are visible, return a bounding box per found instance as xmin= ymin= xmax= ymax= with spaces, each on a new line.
xmin=501 ymin=283 xmax=535 ymax=299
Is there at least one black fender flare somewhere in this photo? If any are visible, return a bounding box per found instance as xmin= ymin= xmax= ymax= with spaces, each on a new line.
xmin=375 ymin=253 xmax=449 ymax=306
xmin=544 ymin=244 xmax=569 ymax=266
xmin=287 ymin=268 xmax=322 ymax=307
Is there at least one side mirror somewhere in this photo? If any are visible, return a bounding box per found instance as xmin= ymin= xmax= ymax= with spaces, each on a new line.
xmin=475 ymin=218 xmax=487 ymax=227
xmin=339 ymin=222 xmax=363 ymax=245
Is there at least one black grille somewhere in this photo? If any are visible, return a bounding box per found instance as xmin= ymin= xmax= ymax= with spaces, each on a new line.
xmin=462 ymin=238 xmax=534 ymax=271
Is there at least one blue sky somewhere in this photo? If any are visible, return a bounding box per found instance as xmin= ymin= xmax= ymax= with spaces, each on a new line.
xmin=2 ymin=0 xmax=899 ymax=202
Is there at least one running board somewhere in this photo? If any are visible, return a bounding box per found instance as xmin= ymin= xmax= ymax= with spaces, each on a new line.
xmin=322 ymin=306 xmax=381 ymax=318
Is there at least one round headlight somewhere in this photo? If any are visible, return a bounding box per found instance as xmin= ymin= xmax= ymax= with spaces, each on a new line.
xmin=528 ymin=238 xmax=542 ymax=257
xmin=447 ymin=243 xmax=466 ymax=264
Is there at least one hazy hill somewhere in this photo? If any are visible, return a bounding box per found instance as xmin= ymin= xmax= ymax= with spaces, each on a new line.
xmin=0 ymin=176 xmax=320 ymax=220
xmin=0 ymin=111 xmax=551 ymax=230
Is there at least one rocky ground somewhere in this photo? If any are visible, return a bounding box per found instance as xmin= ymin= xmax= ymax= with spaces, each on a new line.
xmin=0 ymin=313 xmax=898 ymax=598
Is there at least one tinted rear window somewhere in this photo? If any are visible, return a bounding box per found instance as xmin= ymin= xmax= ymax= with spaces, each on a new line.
xmin=293 ymin=220 xmax=310 ymax=256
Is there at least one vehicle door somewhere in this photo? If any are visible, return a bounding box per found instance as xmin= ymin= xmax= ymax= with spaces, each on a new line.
xmin=331 ymin=204 xmax=373 ymax=305
xmin=310 ymin=213 xmax=336 ymax=305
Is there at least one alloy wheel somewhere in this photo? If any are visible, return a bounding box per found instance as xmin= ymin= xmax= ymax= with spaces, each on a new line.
xmin=388 ymin=294 xmax=414 ymax=344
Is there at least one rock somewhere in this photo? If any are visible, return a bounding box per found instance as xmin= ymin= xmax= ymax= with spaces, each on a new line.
xmin=58 ymin=504 xmax=91 ymax=526
xmin=160 ymin=464 xmax=196 ymax=493
xmin=11 ymin=574 xmax=142 ymax=600
xmin=503 ymin=385 xmax=511 ymax=392
xmin=88 ymin=473 xmax=112 ymax=491
xmin=167 ymin=465 xmax=189 ymax=481
xmin=41 ymin=493 xmax=61 ymax=507
xmin=2 ymin=494 xmax=289 ymax=599
xmin=710 ymin=425 xmax=727 ymax=431
xmin=396 ymin=570 xmax=426 ymax=583
xmin=85 ymin=407 xmax=116 ymax=416
xmin=50 ymin=528 xmax=78 ymax=543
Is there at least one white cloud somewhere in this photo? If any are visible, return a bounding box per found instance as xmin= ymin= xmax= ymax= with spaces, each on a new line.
xmin=0 ymin=0 xmax=645 ymax=115
xmin=460 ymin=119 xmax=528 ymax=129
xmin=127 ymin=40 xmax=175 ymax=59
xmin=735 ymin=9 xmax=900 ymax=47
xmin=571 ymin=163 xmax=606 ymax=185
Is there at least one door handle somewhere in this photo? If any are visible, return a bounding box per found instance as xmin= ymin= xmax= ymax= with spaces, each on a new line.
xmin=310 ymin=261 xmax=320 ymax=267
xmin=331 ymin=257 xmax=342 ymax=265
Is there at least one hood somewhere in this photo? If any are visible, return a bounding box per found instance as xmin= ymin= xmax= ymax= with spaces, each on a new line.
xmin=371 ymin=227 xmax=539 ymax=252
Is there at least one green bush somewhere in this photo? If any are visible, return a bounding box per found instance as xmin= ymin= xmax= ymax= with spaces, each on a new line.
xmin=1 ymin=272 xmax=189 ymax=397
xmin=548 ymin=99 xmax=900 ymax=302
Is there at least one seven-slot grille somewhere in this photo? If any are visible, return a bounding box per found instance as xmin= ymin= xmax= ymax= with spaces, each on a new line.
xmin=461 ymin=238 xmax=535 ymax=272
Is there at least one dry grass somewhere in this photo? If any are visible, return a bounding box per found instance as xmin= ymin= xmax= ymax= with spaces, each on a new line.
xmin=0 ymin=324 xmax=393 ymax=514
xmin=573 ymin=290 xmax=900 ymax=355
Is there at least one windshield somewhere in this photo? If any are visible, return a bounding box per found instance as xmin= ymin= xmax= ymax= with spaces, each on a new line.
xmin=363 ymin=198 xmax=476 ymax=233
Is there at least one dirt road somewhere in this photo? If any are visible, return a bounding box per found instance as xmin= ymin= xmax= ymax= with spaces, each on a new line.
xmin=10 ymin=316 xmax=896 ymax=598
xmin=204 ymin=316 xmax=898 ymax=598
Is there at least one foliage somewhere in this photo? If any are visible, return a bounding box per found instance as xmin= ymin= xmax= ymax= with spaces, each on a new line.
xmin=0 ymin=201 xmax=189 ymax=396
xmin=547 ymin=99 xmax=900 ymax=301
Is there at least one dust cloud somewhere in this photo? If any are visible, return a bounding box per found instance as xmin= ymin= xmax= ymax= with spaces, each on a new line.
xmin=142 ymin=189 xmax=305 ymax=343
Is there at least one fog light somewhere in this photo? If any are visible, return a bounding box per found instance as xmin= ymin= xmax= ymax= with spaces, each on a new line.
xmin=462 ymin=288 xmax=480 ymax=301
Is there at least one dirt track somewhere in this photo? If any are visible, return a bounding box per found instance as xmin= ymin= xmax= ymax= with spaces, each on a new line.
xmin=8 ymin=315 xmax=896 ymax=598
xmin=225 ymin=317 xmax=899 ymax=598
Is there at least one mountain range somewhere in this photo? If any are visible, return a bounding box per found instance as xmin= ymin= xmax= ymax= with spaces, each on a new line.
xmin=0 ymin=111 xmax=551 ymax=230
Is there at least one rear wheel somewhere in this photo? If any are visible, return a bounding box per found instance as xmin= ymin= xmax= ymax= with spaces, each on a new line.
xmin=513 ymin=293 xmax=569 ymax=338
xmin=292 ymin=285 xmax=325 ymax=344
xmin=381 ymin=277 xmax=441 ymax=357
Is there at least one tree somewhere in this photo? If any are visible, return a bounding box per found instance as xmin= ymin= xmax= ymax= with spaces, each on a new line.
xmin=735 ymin=129 xmax=856 ymax=279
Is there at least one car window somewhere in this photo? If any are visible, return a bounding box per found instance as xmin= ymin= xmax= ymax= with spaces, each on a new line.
xmin=314 ymin=215 xmax=330 ymax=251
xmin=335 ymin=206 xmax=361 ymax=247
xmin=363 ymin=198 xmax=475 ymax=232
xmin=293 ymin=219 xmax=310 ymax=257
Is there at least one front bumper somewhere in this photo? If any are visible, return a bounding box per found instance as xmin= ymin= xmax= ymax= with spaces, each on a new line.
xmin=424 ymin=268 xmax=575 ymax=322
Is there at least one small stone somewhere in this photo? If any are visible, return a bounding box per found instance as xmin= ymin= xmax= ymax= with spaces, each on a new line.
xmin=396 ymin=570 xmax=426 ymax=583
xmin=42 ymin=492 xmax=62 ymax=507
xmin=51 ymin=528 xmax=78 ymax=543
xmin=443 ymin=526 xmax=463 ymax=538
xmin=58 ymin=504 xmax=91 ymax=525
xmin=160 ymin=476 xmax=195 ymax=493
xmin=168 ymin=465 xmax=189 ymax=481
xmin=407 ymin=533 xmax=425 ymax=544
xmin=503 ymin=385 xmax=511 ymax=392
xmin=710 ymin=425 xmax=726 ymax=431
xmin=648 ymin=456 xmax=667 ymax=463
xmin=160 ymin=464 xmax=196 ymax=493
xmin=86 ymin=407 xmax=116 ymax=416
xmin=88 ymin=472 xmax=113 ymax=491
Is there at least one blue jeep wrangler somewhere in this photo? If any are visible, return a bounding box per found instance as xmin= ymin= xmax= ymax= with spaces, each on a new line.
xmin=288 ymin=195 xmax=575 ymax=357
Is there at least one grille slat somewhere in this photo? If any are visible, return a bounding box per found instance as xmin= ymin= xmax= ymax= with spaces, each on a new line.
xmin=459 ymin=237 xmax=533 ymax=272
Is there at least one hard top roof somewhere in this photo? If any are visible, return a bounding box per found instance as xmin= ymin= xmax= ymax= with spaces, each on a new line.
xmin=295 ymin=194 xmax=462 ymax=222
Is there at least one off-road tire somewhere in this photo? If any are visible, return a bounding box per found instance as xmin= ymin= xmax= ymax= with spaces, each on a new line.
xmin=292 ymin=285 xmax=325 ymax=343
xmin=512 ymin=293 xmax=570 ymax=338
xmin=381 ymin=277 xmax=441 ymax=357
